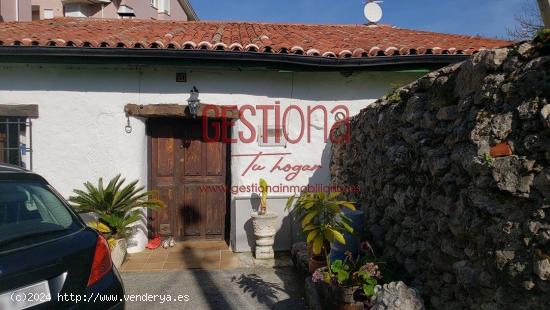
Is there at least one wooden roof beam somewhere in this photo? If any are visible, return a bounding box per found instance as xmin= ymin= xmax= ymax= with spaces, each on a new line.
xmin=124 ymin=103 xmax=239 ymax=119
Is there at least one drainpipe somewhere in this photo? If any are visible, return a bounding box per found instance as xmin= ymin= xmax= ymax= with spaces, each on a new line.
xmin=538 ymin=0 xmax=550 ymax=28
xmin=15 ymin=0 xmax=19 ymax=21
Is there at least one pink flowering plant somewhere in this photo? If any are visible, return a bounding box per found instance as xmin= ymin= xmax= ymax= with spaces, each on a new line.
xmin=312 ymin=266 xmax=331 ymax=284
xmin=329 ymin=241 xmax=385 ymax=297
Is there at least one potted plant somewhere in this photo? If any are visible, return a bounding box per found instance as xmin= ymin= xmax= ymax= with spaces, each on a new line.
xmin=328 ymin=243 xmax=384 ymax=309
xmin=251 ymin=178 xmax=278 ymax=259
xmin=286 ymin=191 xmax=355 ymax=273
xmin=69 ymin=175 xmax=165 ymax=268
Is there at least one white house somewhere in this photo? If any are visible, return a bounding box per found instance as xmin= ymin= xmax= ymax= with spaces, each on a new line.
xmin=0 ymin=18 xmax=509 ymax=253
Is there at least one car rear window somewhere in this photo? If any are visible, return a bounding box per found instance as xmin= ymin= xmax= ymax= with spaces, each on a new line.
xmin=0 ymin=180 xmax=81 ymax=252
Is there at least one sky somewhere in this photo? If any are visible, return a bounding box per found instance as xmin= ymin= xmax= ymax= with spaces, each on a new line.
xmin=190 ymin=0 xmax=531 ymax=39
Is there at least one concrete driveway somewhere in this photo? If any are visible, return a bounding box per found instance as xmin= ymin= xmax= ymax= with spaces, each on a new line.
xmin=121 ymin=267 xmax=307 ymax=310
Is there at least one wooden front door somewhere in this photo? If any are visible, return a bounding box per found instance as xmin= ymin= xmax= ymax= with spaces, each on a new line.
xmin=148 ymin=118 xmax=228 ymax=240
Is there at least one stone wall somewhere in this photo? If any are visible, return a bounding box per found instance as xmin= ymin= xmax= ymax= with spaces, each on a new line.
xmin=331 ymin=34 xmax=550 ymax=309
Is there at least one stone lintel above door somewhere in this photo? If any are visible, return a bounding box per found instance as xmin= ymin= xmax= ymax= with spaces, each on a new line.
xmin=124 ymin=103 xmax=239 ymax=119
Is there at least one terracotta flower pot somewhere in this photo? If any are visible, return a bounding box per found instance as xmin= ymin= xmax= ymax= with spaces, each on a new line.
xmin=308 ymin=255 xmax=327 ymax=274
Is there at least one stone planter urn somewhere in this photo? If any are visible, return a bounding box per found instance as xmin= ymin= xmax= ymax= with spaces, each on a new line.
xmin=111 ymin=238 xmax=127 ymax=269
xmin=251 ymin=211 xmax=278 ymax=259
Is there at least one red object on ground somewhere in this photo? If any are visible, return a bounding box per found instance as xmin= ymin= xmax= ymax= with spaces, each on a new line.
xmin=146 ymin=235 xmax=162 ymax=250
xmin=490 ymin=141 xmax=513 ymax=157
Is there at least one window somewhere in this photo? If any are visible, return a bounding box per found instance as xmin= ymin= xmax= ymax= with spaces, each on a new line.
xmin=258 ymin=125 xmax=286 ymax=147
xmin=158 ymin=0 xmax=170 ymax=14
xmin=117 ymin=5 xmax=136 ymax=18
xmin=63 ymin=4 xmax=87 ymax=17
xmin=0 ymin=104 xmax=37 ymax=169
xmin=0 ymin=180 xmax=80 ymax=252
xmin=43 ymin=9 xmax=54 ymax=19
xmin=0 ymin=117 xmax=33 ymax=169
xmin=32 ymin=5 xmax=40 ymax=21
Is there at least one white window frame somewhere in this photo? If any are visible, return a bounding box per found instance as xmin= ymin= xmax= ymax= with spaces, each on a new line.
xmin=43 ymin=9 xmax=54 ymax=19
xmin=158 ymin=0 xmax=170 ymax=15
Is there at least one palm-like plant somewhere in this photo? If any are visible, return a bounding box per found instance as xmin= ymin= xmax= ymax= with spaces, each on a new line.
xmin=69 ymin=175 xmax=165 ymax=239
xmin=286 ymin=192 xmax=355 ymax=257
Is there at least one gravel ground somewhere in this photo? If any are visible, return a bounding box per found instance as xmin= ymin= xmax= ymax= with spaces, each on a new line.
xmin=121 ymin=267 xmax=307 ymax=310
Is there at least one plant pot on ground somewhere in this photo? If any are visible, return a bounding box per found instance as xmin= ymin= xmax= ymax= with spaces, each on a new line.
xmin=251 ymin=178 xmax=278 ymax=259
xmin=110 ymin=238 xmax=127 ymax=268
xmin=70 ymin=175 xmax=165 ymax=268
xmin=309 ymin=254 xmax=327 ymax=273
xmin=328 ymin=249 xmax=384 ymax=309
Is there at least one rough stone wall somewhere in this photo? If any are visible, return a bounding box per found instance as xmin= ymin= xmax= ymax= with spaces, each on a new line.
xmin=331 ymin=34 xmax=550 ymax=309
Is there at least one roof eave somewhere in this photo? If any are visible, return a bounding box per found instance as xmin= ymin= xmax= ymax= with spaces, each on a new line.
xmin=0 ymin=46 xmax=469 ymax=71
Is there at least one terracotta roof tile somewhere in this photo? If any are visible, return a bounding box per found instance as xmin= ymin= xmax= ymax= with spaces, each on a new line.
xmin=0 ymin=18 xmax=511 ymax=59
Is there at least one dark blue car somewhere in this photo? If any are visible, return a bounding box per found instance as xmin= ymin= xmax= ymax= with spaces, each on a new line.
xmin=0 ymin=163 xmax=124 ymax=309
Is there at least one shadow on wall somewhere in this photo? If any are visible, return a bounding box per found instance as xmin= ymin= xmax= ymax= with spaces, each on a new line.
xmin=242 ymin=141 xmax=335 ymax=251
xmin=127 ymin=208 xmax=148 ymax=248
xmin=0 ymin=68 xmax=423 ymax=102
xmin=289 ymin=140 xmax=334 ymax=242
xmin=308 ymin=140 xmax=332 ymax=185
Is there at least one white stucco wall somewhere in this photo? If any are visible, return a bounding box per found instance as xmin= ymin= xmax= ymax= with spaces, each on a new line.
xmin=0 ymin=63 xmax=424 ymax=253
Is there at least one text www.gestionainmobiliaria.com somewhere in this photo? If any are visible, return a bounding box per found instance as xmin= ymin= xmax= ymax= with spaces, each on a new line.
xmin=198 ymin=183 xmax=360 ymax=195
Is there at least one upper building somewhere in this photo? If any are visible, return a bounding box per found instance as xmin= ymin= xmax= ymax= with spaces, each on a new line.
xmin=0 ymin=0 xmax=198 ymax=22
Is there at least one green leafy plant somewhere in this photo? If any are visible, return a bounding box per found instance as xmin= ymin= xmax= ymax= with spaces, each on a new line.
xmin=331 ymin=259 xmax=350 ymax=283
xmin=357 ymin=267 xmax=379 ymax=296
xmin=482 ymin=153 xmax=494 ymax=166
xmin=258 ymin=178 xmax=269 ymax=215
xmin=69 ymin=175 xmax=165 ymax=239
xmin=286 ymin=192 xmax=355 ymax=265
xmin=330 ymin=251 xmax=383 ymax=297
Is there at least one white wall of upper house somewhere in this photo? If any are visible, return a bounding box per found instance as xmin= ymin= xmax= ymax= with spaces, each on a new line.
xmin=0 ymin=0 xmax=32 ymax=21
xmin=1 ymin=0 xmax=196 ymax=21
